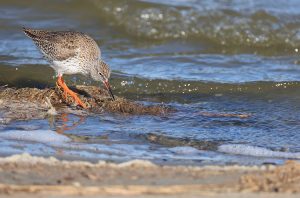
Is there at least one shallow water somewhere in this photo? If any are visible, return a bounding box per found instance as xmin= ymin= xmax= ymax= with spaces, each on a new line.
xmin=1 ymin=0 xmax=300 ymax=165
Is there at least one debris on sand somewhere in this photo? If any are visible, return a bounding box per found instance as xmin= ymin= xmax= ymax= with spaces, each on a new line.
xmin=0 ymin=86 xmax=172 ymax=123
xmin=239 ymin=160 xmax=300 ymax=193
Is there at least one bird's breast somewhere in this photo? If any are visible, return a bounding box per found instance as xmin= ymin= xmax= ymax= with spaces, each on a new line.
xmin=51 ymin=57 xmax=89 ymax=76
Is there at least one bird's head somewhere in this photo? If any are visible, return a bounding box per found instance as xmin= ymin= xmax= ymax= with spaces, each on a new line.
xmin=91 ymin=60 xmax=115 ymax=101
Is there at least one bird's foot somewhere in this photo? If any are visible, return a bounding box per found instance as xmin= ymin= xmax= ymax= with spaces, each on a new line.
xmin=56 ymin=76 xmax=87 ymax=109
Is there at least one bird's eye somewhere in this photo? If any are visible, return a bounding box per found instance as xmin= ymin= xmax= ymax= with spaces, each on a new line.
xmin=98 ymin=72 xmax=103 ymax=77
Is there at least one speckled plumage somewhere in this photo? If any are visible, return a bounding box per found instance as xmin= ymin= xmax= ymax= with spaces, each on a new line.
xmin=23 ymin=27 xmax=111 ymax=82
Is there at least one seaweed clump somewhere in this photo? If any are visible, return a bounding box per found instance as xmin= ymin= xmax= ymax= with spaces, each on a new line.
xmin=0 ymin=85 xmax=172 ymax=123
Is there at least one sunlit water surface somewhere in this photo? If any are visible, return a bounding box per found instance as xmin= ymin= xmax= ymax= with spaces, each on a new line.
xmin=1 ymin=0 xmax=300 ymax=165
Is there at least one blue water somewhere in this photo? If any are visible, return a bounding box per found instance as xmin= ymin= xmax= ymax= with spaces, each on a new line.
xmin=1 ymin=0 xmax=300 ymax=165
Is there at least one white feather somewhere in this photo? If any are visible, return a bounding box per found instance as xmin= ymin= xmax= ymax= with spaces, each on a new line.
xmin=52 ymin=57 xmax=87 ymax=76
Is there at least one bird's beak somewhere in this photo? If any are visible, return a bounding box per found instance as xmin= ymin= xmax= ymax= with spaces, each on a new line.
xmin=103 ymin=80 xmax=115 ymax=101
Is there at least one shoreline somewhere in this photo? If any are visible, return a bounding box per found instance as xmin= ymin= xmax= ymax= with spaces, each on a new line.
xmin=0 ymin=153 xmax=299 ymax=197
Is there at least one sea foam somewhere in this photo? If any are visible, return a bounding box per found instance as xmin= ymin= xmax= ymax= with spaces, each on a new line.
xmin=218 ymin=144 xmax=300 ymax=159
xmin=0 ymin=130 xmax=70 ymax=144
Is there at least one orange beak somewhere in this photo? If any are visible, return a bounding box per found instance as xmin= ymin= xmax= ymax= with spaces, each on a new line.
xmin=103 ymin=80 xmax=115 ymax=101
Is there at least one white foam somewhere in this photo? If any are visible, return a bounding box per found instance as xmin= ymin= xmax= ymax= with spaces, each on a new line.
xmin=0 ymin=130 xmax=70 ymax=144
xmin=218 ymin=144 xmax=300 ymax=159
xmin=169 ymin=146 xmax=201 ymax=154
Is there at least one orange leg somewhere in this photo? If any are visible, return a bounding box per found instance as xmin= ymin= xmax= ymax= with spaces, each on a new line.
xmin=56 ymin=75 xmax=87 ymax=109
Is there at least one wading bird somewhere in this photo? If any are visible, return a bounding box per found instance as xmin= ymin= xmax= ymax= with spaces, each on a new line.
xmin=23 ymin=27 xmax=115 ymax=109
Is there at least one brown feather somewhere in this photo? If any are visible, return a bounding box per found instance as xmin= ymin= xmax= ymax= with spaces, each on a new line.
xmin=23 ymin=27 xmax=100 ymax=61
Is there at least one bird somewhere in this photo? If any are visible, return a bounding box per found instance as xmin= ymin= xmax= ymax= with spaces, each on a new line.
xmin=23 ymin=27 xmax=115 ymax=109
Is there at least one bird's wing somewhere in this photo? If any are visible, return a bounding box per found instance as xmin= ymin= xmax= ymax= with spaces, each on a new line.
xmin=43 ymin=32 xmax=81 ymax=61
xmin=24 ymin=28 xmax=81 ymax=61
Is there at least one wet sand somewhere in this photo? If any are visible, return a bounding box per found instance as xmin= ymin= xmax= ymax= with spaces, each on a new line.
xmin=0 ymin=154 xmax=299 ymax=198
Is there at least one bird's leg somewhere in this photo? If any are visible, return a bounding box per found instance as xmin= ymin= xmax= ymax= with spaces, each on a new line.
xmin=56 ymin=75 xmax=87 ymax=109
xmin=56 ymin=76 xmax=67 ymax=99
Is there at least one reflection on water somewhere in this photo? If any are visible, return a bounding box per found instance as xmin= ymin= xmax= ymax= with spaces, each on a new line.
xmin=53 ymin=113 xmax=86 ymax=134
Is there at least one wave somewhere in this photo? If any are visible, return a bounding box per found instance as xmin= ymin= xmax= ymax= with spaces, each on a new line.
xmin=218 ymin=144 xmax=300 ymax=159
xmin=0 ymin=130 xmax=70 ymax=144
xmin=113 ymin=77 xmax=300 ymax=97
xmin=1 ymin=63 xmax=300 ymax=96
xmin=90 ymin=0 xmax=300 ymax=49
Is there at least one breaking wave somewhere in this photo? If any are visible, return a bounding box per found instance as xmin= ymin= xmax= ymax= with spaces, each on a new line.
xmin=91 ymin=0 xmax=300 ymax=49
xmin=218 ymin=144 xmax=300 ymax=159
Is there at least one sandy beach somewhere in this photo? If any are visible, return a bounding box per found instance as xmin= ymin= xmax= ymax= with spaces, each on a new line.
xmin=0 ymin=154 xmax=298 ymax=198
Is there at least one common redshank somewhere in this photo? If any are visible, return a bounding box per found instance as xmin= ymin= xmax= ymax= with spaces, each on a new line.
xmin=23 ymin=27 xmax=115 ymax=109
